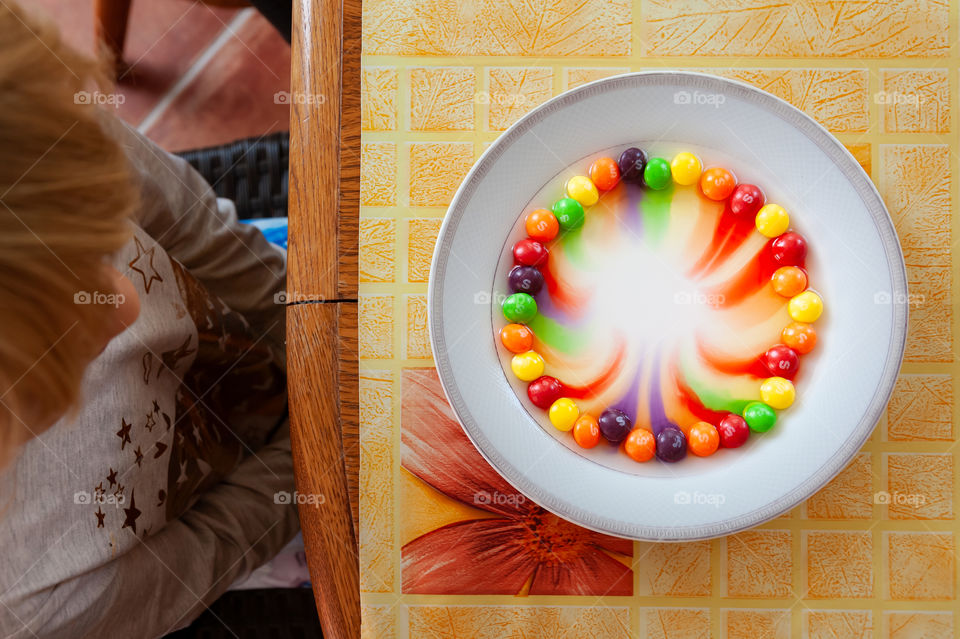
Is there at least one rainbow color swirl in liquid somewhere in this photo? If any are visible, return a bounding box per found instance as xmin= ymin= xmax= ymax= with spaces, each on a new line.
xmin=495 ymin=144 xmax=825 ymax=467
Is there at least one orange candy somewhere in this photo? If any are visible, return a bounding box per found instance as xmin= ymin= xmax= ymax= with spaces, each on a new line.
xmin=500 ymin=323 xmax=533 ymax=353
xmin=588 ymin=157 xmax=620 ymax=191
xmin=781 ymin=322 xmax=817 ymax=354
xmin=771 ymin=266 xmax=807 ymax=297
xmin=623 ymin=428 xmax=656 ymax=462
xmin=573 ymin=414 xmax=601 ymax=448
xmin=687 ymin=421 xmax=720 ymax=456
xmin=524 ymin=209 xmax=559 ymax=242
xmin=700 ymin=167 xmax=737 ymax=201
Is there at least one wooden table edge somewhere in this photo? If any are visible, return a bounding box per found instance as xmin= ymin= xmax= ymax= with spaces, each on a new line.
xmin=286 ymin=0 xmax=362 ymax=637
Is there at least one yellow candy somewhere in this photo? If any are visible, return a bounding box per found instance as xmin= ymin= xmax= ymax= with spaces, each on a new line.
xmin=788 ymin=290 xmax=823 ymax=323
xmin=760 ymin=377 xmax=795 ymax=409
xmin=756 ymin=204 xmax=789 ymax=237
xmin=566 ymin=175 xmax=599 ymax=207
xmin=670 ymin=152 xmax=702 ymax=186
xmin=549 ymin=397 xmax=579 ymax=431
xmin=511 ymin=351 xmax=544 ymax=382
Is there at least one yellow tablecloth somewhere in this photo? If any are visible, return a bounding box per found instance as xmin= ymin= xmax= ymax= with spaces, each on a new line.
xmin=358 ymin=2 xmax=956 ymax=636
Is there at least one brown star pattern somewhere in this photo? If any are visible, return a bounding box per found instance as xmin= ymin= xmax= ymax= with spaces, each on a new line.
xmin=134 ymin=446 xmax=144 ymax=467
xmin=116 ymin=418 xmax=132 ymax=450
xmin=95 ymin=507 xmax=105 ymax=528
xmin=127 ymin=236 xmax=163 ymax=294
xmin=144 ymin=412 xmax=156 ymax=432
xmin=121 ymin=490 xmax=141 ymax=535
xmin=106 ymin=468 xmax=118 ymax=488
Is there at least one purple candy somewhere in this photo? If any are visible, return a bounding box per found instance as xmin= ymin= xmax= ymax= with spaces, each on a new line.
xmin=656 ymin=426 xmax=687 ymax=462
xmin=598 ymin=408 xmax=632 ymax=443
xmin=618 ymin=147 xmax=647 ymax=184
xmin=508 ymin=265 xmax=544 ymax=295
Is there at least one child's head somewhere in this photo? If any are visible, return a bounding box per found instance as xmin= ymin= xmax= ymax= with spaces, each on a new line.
xmin=0 ymin=2 xmax=139 ymax=465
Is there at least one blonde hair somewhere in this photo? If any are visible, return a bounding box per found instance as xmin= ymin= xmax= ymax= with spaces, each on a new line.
xmin=0 ymin=2 xmax=136 ymax=465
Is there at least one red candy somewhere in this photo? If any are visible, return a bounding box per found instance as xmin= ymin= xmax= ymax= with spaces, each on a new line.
xmin=513 ymin=238 xmax=548 ymax=266
xmin=527 ymin=376 xmax=563 ymax=409
xmin=717 ymin=414 xmax=749 ymax=448
xmin=770 ymin=232 xmax=807 ymax=266
xmin=729 ymin=183 xmax=765 ymax=218
xmin=589 ymin=157 xmax=620 ymax=191
xmin=763 ymin=344 xmax=799 ymax=379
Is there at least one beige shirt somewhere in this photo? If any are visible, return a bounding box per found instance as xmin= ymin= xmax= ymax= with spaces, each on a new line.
xmin=0 ymin=120 xmax=298 ymax=639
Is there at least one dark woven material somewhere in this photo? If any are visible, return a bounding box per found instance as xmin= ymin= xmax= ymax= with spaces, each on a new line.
xmin=164 ymin=588 xmax=322 ymax=639
xmin=176 ymin=131 xmax=289 ymax=220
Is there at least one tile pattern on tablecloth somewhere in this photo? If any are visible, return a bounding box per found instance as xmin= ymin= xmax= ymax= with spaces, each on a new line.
xmin=359 ymin=371 xmax=395 ymax=593
xmin=360 ymin=219 xmax=397 ymax=283
xmin=358 ymin=2 xmax=960 ymax=636
xmin=362 ymin=67 xmax=399 ymax=131
xmin=724 ymin=609 xmax=791 ymax=639
xmin=804 ymin=610 xmax=873 ymax=638
xmin=804 ymin=452 xmax=873 ymax=519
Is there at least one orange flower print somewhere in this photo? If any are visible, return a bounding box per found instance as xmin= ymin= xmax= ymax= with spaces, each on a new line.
xmin=401 ymin=368 xmax=633 ymax=596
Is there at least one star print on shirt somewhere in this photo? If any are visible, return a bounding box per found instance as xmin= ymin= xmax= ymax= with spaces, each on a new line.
xmin=116 ymin=418 xmax=132 ymax=450
xmin=127 ymin=236 xmax=163 ymax=294
xmin=134 ymin=446 xmax=144 ymax=467
xmin=106 ymin=468 xmax=118 ymax=488
xmin=144 ymin=412 xmax=156 ymax=432
xmin=121 ymin=490 xmax=141 ymax=535
xmin=176 ymin=460 xmax=188 ymax=487
xmin=95 ymin=508 xmax=105 ymax=528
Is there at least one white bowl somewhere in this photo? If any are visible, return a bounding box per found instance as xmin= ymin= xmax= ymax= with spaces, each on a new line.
xmin=428 ymin=71 xmax=907 ymax=541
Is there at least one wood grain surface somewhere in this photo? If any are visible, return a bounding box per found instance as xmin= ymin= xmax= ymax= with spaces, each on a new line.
xmin=287 ymin=0 xmax=362 ymax=636
xmin=288 ymin=0 xmax=361 ymax=300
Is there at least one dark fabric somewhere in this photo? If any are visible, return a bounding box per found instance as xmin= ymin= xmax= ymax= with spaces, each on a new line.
xmin=248 ymin=0 xmax=292 ymax=43
xmin=164 ymin=588 xmax=322 ymax=638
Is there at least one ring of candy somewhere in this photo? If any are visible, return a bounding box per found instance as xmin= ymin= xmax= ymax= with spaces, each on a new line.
xmin=498 ymin=148 xmax=823 ymax=463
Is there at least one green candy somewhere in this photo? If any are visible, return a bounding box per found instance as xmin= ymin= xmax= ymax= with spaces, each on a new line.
xmin=743 ymin=401 xmax=777 ymax=433
xmin=502 ymin=292 xmax=537 ymax=323
xmin=551 ymin=197 xmax=585 ymax=231
xmin=643 ymin=157 xmax=672 ymax=191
